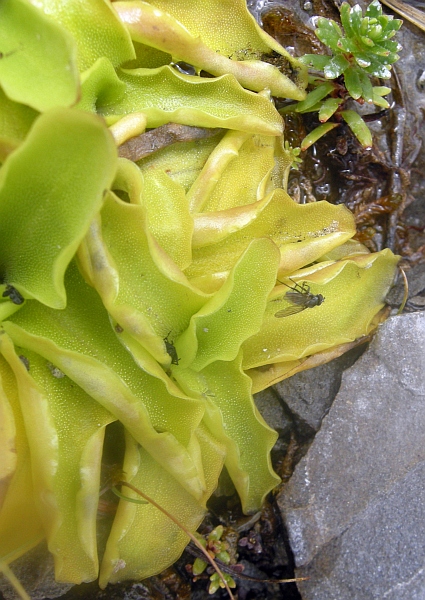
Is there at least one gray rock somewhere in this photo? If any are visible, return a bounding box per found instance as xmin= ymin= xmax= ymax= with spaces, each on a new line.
xmin=385 ymin=263 xmax=425 ymax=308
xmin=274 ymin=345 xmax=366 ymax=435
xmin=277 ymin=313 xmax=425 ymax=599
xmin=0 ymin=543 xmax=72 ymax=600
xmin=254 ymin=387 xmax=292 ymax=436
xmin=294 ymin=460 xmax=425 ymax=600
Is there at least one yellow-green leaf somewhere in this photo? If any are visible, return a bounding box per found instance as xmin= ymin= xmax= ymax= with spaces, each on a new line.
xmin=78 ymin=193 xmax=208 ymax=364
xmin=242 ymin=249 xmax=399 ymax=369
xmin=137 ymin=130 xmax=223 ymax=193
xmin=175 ymin=354 xmax=280 ymax=514
xmin=3 ymin=263 xmax=207 ymax=499
xmin=77 ymin=57 xmax=126 ymax=114
xmin=186 ymin=190 xmax=356 ymax=291
xmin=188 ymin=131 xmax=276 ymax=214
xmin=140 ymin=169 xmax=193 ymax=270
xmin=176 ymin=238 xmax=280 ymax=370
xmin=0 ymin=335 xmax=114 ymax=583
xmin=0 ymin=340 xmax=44 ymax=566
xmin=114 ymin=1 xmax=306 ymax=99
xmin=0 ymin=88 xmax=38 ymax=162
xmin=100 ymin=426 xmax=225 ymax=585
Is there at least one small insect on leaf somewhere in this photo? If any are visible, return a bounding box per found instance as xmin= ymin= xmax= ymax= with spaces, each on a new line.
xmin=2 ymin=285 xmax=24 ymax=305
xmin=164 ymin=332 xmax=180 ymax=365
xmin=275 ymin=279 xmax=325 ymax=317
xmin=0 ymin=49 xmax=18 ymax=59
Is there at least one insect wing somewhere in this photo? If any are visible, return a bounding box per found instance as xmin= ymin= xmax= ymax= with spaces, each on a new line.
xmin=284 ymin=290 xmax=309 ymax=306
xmin=274 ymin=304 xmax=307 ymax=317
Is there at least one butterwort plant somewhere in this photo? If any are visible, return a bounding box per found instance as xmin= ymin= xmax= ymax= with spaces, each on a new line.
xmin=0 ymin=0 xmax=398 ymax=595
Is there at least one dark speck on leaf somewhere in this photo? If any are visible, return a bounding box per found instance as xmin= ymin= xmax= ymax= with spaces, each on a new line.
xmin=0 ymin=49 xmax=18 ymax=59
xmin=2 ymin=285 xmax=24 ymax=305
xmin=164 ymin=333 xmax=180 ymax=365
xmin=47 ymin=363 xmax=66 ymax=379
xmin=19 ymin=355 xmax=30 ymax=371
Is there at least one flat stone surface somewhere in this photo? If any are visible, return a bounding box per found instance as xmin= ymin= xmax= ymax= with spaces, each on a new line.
xmin=294 ymin=461 xmax=425 ymax=600
xmin=0 ymin=543 xmax=72 ymax=600
xmin=277 ymin=313 xmax=425 ymax=599
xmin=274 ymin=346 xmax=365 ymax=434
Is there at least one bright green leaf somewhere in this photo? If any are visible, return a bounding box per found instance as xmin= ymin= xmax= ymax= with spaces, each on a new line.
xmin=366 ymin=0 xmax=383 ymax=19
xmin=349 ymin=4 xmax=363 ymax=37
xmin=337 ymin=38 xmax=358 ymax=54
xmin=300 ymin=122 xmax=340 ymax=150
xmin=358 ymin=69 xmax=374 ymax=102
xmin=372 ymin=87 xmax=390 ymax=108
xmin=0 ymin=0 xmax=79 ymax=112
xmin=316 ymin=17 xmax=343 ymax=52
xmin=341 ymin=109 xmax=373 ymax=147
xmin=324 ymin=54 xmax=351 ymax=79
xmin=299 ymin=54 xmax=331 ymax=70
xmin=102 ymin=66 xmax=285 ymax=136
xmin=344 ymin=66 xmax=362 ymax=99
xmin=0 ymin=108 xmax=117 ymax=309
xmin=340 ymin=3 xmax=356 ymax=38
xmin=295 ymin=82 xmax=335 ymax=113
xmin=193 ymin=558 xmax=207 ymax=575
xmin=176 ymin=238 xmax=280 ymax=370
xmin=318 ymin=97 xmax=343 ymax=122
xmin=32 ymin=0 xmax=136 ymax=72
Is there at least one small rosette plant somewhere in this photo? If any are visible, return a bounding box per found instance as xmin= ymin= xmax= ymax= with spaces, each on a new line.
xmin=286 ymin=0 xmax=402 ymax=148
xmin=304 ymin=0 xmax=402 ymax=83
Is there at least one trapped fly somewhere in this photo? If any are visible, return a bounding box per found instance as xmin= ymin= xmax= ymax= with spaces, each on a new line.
xmin=2 ymin=284 xmax=24 ymax=305
xmin=163 ymin=332 xmax=180 ymax=365
xmin=274 ymin=279 xmax=325 ymax=317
